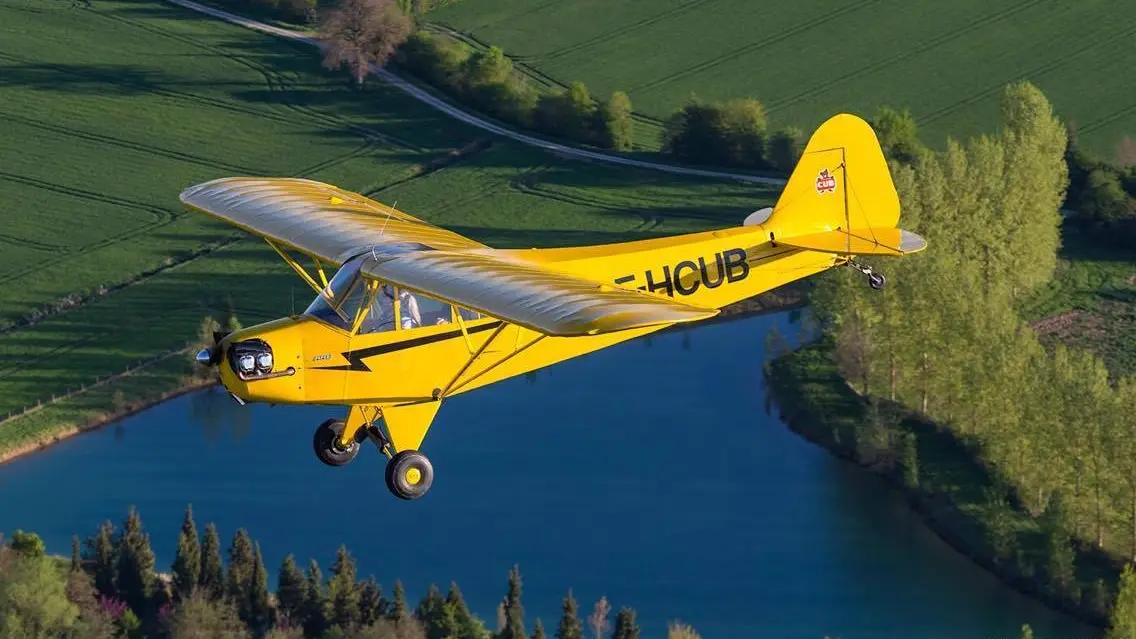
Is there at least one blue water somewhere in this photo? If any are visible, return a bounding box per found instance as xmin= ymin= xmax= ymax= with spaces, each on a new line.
xmin=0 ymin=312 xmax=1097 ymax=638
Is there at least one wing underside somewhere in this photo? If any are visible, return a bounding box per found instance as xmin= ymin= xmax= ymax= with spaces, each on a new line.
xmin=178 ymin=177 xmax=486 ymax=265
xmin=360 ymin=249 xmax=718 ymax=337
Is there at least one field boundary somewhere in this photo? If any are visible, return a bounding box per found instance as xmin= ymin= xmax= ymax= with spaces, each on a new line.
xmin=162 ymin=0 xmax=788 ymax=186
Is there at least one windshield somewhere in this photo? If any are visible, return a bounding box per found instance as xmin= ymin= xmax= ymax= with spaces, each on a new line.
xmin=303 ymin=255 xmax=369 ymax=331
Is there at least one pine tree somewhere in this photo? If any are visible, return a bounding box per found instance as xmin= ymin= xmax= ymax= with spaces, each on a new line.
xmin=226 ymin=528 xmax=256 ymax=609
xmin=499 ymin=565 xmax=525 ymax=639
xmin=555 ymin=590 xmax=583 ymax=639
xmin=446 ymin=581 xmax=485 ymax=639
xmin=276 ymin=554 xmax=308 ymax=627
xmin=611 ymin=607 xmax=639 ymax=639
xmin=415 ymin=583 xmax=446 ymax=639
xmin=1020 ymin=623 xmax=1034 ymax=639
xmin=200 ymin=523 xmax=225 ymax=602
xmin=91 ymin=520 xmax=117 ymax=599
xmin=1109 ymin=563 xmax=1136 ymax=639
xmin=248 ymin=542 xmax=272 ymax=632
xmin=388 ymin=579 xmax=409 ymax=621
xmin=302 ymin=559 xmax=328 ymax=638
xmin=115 ymin=506 xmax=156 ymax=618
xmin=586 ymin=596 xmax=609 ymax=639
xmin=328 ymin=544 xmax=361 ymax=630
xmin=357 ymin=576 xmax=386 ymax=626
xmin=532 ymin=618 xmax=546 ymax=639
xmin=171 ymin=504 xmax=201 ymax=600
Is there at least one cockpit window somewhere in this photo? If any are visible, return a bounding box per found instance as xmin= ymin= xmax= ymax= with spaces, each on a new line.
xmin=304 ymin=255 xmax=367 ymax=331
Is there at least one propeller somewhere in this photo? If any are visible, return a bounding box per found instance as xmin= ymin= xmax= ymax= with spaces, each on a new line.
xmin=195 ymin=330 xmax=231 ymax=367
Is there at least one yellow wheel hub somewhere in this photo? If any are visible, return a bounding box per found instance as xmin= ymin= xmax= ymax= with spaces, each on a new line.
xmin=405 ymin=468 xmax=422 ymax=485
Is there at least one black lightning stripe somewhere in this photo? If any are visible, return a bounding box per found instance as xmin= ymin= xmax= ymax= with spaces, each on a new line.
xmin=312 ymin=321 xmax=505 ymax=372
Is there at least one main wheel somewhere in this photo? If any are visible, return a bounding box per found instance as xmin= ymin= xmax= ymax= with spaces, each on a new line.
xmin=313 ymin=419 xmax=361 ymax=467
xmin=868 ymin=272 xmax=886 ymax=290
xmin=384 ymin=450 xmax=434 ymax=500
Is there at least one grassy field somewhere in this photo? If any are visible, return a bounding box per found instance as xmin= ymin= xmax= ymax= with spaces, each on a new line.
xmin=0 ymin=0 xmax=781 ymax=455
xmin=426 ymin=0 xmax=1136 ymax=159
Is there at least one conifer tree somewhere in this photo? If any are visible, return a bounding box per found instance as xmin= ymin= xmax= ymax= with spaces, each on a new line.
xmin=532 ymin=618 xmax=546 ymax=639
xmin=555 ymin=590 xmax=583 ymax=639
xmin=358 ymin=576 xmax=386 ymax=626
xmin=328 ymin=544 xmax=361 ymax=630
xmin=226 ymin=528 xmax=256 ymax=607
xmin=1020 ymin=624 xmax=1034 ymax=639
xmin=115 ymin=506 xmax=156 ymax=618
xmin=446 ymin=581 xmax=485 ymax=639
xmin=499 ymin=565 xmax=525 ymax=639
xmin=171 ymin=504 xmax=201 ymax=600
xmin=612 ymin=607 xmax=639 ymax=639
xmin=276 ymin=554 xmax=307 ymax=627
xmin=200 ymin=523 xmax=225 ymax=602
xmin=388 ymin=579 xmax=409 ymax=621
xmin=415 ymin=583 xmax=446 ymax=639
xmin=303 ymin=559 xmax=328 ymax=638
xmin=91 ymin=520 xmax=117 ymax=599
xmin=586 ymin=596 xmax=609 ymax=639
xmin=1109 ymin=563 xmax=1136 ymax=639
xmin=248 ymin=542 xmax=272 ymax=632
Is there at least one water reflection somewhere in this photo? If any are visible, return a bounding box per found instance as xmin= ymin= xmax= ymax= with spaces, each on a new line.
xmin=188 ymin=386 xmax=253 ymax=444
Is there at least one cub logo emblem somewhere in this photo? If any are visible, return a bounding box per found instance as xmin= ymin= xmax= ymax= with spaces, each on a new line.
xmin=815 ymin=168 xmax=837 ymax=194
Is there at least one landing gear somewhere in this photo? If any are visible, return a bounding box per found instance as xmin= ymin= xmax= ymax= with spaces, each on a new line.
xmin=846 ymin=258 xmax=886 ymax=290
xmin=313 ymin=419 xmax=361 ymax=467
xmin=385 ymin=450 xmax=434 ymax=500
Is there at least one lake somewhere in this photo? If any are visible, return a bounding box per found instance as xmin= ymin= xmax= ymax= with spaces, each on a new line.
xmin=0 ymin=311 xmax=1098 ymax=638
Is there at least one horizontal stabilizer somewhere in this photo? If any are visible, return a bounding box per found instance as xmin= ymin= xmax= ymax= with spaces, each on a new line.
xmin=776 ymin=228 xmax=927 ymax=256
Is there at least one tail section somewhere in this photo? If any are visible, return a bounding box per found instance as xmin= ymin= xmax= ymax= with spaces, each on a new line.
xmin=749 ymin=113 xmax=926 ymax=256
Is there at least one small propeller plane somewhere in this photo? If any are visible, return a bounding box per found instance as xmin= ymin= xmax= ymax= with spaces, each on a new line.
xmin=186 ymin=113 xmax=926 ymax=500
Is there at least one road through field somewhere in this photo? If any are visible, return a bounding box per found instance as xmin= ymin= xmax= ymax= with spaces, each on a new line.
xmin=164 ymin=0 xmax=787 ymax=186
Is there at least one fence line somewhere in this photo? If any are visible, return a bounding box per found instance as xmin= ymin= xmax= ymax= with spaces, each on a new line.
xmin=0 ymin=343 xmax=199 ymax=426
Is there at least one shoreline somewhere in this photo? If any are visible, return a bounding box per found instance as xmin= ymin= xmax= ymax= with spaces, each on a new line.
xmin=0 ymin=288 xmax=805 ymax=467
xmin=763 ymin=343 xmax=1113 ymax=630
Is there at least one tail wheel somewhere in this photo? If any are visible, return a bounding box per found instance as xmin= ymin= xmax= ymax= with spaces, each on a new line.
xmin=313 ymin=419 xmax=361 ymax=467
xmin=385 ymin=450 xmax=434 ymax=500
xmin=868 ymin=272 xmax=886 ymax=290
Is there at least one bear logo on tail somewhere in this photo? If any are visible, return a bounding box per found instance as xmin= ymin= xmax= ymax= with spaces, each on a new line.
xmin=815 ymin=168 xmax=836 ymax=194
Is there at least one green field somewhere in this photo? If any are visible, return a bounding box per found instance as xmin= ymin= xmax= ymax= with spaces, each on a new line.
xmin=0 ymin=0 xmax=781 ymax=453
xmin=427 ymin=0 xmax=1136 ymax=159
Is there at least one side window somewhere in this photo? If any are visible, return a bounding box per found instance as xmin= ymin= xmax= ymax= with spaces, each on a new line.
xmin=408 ymin=291 xmax=453 ymax=328
xmin=456 ymin=307 xmax=483 ymax=321
xmin=356 ymin=286 xmax=455 ymax=333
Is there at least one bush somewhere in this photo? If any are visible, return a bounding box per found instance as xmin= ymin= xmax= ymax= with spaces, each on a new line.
xmin=661 ymin=98 xmax=770 ymax=169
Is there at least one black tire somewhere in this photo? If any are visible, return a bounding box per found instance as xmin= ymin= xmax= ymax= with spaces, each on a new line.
xmin=868 ymin=272 xmax=886 ymax=290
xmin=313 ymin=419 xmax=361 ymax=467
xmin=385 ymin=450 xmax=434 ymax=500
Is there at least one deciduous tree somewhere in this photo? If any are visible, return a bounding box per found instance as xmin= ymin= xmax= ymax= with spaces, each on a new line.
xmin=319 ymin=0 xmax=413 ymax=86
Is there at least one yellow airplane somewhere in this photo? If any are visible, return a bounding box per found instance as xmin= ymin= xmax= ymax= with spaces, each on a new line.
xmin=186 ymin=113 xmax=925 ymax=500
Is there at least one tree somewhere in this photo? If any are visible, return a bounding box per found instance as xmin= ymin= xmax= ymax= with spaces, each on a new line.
xmin=554 ymin=590 xmax=582 ymax=639
xmin=498 ymin=565 xmax=525 ymax=639
xmin=1110 ymin=564 xmax=1136 ymax=639
xmin=65 ymin=567 xmax=118 ymax=639
xmin=166 ymin=592 xmax=250 ymax=639
xmin=1020 ymin=624 xmax=1034 ymax=639
xmin=586 ymin=596 xmax=609 ymax=639
xmin=225 ymin=529 xmax=256 ymax=624
xmin=9 ymin=530 xmax=44 ymax=558
xmin=531 ymin=618 xmax=546 ymax=639
xmin=0 ymin=553 xmax=80 ymax=638
xmin=768 ymin=127 xmax=802 ymax=173
xmin=303 ymin=559 xmax=328 ymax=638
xmin=90 ymin=520 xmax=117 ymax=599
xmin=388 ymin=579 xmax=409 ymax=622
xmin=71 ymin=536 xmax=82 ymax=573
xmin=319 ymin=0 xmax=413 ymax=87
xmin=414 ymin=584 xmax=445 ymax=639
xmin=358 ymin=576 xmax=386 ymax=627
xmin=611 ymin=607 xmax=639 ymax=639
xmin=666 ymin=622 xmax=701 ymax=639
xmin=276 ymin=555 xmax=308 ymax=627
xmin=329 ymin=545 xmax=362 ymax=630
xmin=870 ymin=105 xmax=921 ymax=164
xmin=200 ymin=523 xmax=225 ymax=602
xmin=590 ymin=91 xmax=633 ymax=151
xmin=115 ymin=506 xmax=156 ymax=619
xmin=171 ymin=505 xmax=201 ymax=601
xmin=248 ymin=543 xmax=273 ymax=632
xmin=445 ymin=582 xmax=485 ymax=639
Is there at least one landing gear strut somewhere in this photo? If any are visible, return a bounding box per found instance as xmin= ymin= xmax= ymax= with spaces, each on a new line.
xmin=846 ymin=258 xmax=885 ymax=290
xmin=311 ymin=412 xmax=435 ymax=500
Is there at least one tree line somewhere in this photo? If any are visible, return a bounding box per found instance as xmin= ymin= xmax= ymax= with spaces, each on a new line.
xmin=0 ymin=506 xmax=705 ymax=639
xmin=807 ymin=80 xmax=1136 ymax=624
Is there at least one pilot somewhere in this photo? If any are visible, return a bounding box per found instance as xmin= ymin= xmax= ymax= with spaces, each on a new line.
xmin=372 ymin=285 xmax=420 ymax=330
